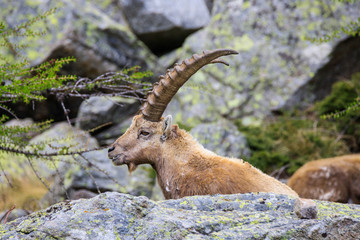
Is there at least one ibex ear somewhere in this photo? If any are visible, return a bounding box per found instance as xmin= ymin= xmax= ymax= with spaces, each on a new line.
xmin=161 ymin=115 xmax=172 ymax=141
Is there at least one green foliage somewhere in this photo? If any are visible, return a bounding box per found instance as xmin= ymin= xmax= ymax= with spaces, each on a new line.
xmin=0 ymin=8 xmax=76 ymax=105
xmin=304 ymin=0 xmax=360 ymax=43
xmin=0 ymin=8 xmax=55 ymax=61
xmin=236 ymin=116 xmax=350 ymax=175
xmin=0 ymin=9 xmax=86 ymax=210
xmin=0 ymin=57 xmax=76 ymax=104
xmin=0 ymin=116 xmax=51 ymax=148
xmin=319 ymin=73 xmax=360 ymax=120
xmin=315 ymin=73 xmax=360 ymax=151
xmin=238 ymin=74 xmax=360 ymax=174
xmin=0 ymin=8 xmax=76 ymax=151
xmin=123 ymin=66 xmax=153 ymax=80
xmin=306 ymin=18 xmax=360 ymax=43
xmin=318 ymin=81 xmax=357 ymax=116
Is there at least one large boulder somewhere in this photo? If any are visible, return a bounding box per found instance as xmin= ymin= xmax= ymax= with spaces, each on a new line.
xmin=120 ymin=0 xmax=211 ymax=54
xmin=282 ymin=36 xmax=360 ymax=110
xmin=0 ymin=0 xmax=159 ymax=121
xmin=161 ymin=0 xmax=360 ymax=127
xmin=1 ymin=0 xmax=157 ymax=78
xmin=1 ymin=192 xmax=360 ymax=239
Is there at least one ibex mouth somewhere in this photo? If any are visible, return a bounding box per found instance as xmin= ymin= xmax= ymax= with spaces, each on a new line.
xmin=109 ymin=153 xmax=126 ymax=166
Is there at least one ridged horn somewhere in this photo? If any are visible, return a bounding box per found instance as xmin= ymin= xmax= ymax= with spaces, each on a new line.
xmin=141 ymin=49 xmax=238 ymax=122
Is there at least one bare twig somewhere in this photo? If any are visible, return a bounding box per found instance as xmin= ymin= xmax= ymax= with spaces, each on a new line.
xmin=0 ymin=160 xmax=13 ymax=188
xmin=0 ymin=205 xmax=16 ymax=224
xmin=270 ymin=164 xmax=290 ymax=179
xmin=78 ymin=153 xmax=122 ymax=187
xmin=26 ymin=156 xmax=51 ymax=193
xmin=60 ymin=100 xmax=71 ymax=125
xmin=0 ymin=105 xmax=18 ymax=120
xmin=75 ymin=156 xmax=101 ymax=194
xmin=48 ymin=156 xmax=69 ymax=200
xmin=0 ymin=145 xmax=106 ymax=158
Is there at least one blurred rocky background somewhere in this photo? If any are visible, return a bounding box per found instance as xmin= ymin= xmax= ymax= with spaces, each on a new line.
xmin=1 ymin=0 xmax=360 ymax=224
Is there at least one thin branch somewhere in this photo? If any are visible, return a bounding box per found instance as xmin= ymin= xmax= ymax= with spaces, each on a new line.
xmin=26 ymin=156 xmax=51 ymax=193
xmin=0 ymin=205 xmax=16 ymax=224
xmin=0 ymin=105 xmax=18 ymax=120
xmin=78 ymin=153 xmax=122 ymax=187
xmin=48 ymin=156 xmax=69 ymax=200
xmin=75 ymin=156 xmax=101 ymax=194
xmin=60 ymin=100 xmax=71 ymax=125
xmin=0 ymin=160 xmax=13 ymax=188
xmin=0 ymin=145 xmax=106 ymax=158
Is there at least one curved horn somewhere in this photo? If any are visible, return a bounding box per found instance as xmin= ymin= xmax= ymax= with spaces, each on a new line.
xmin=141 ymin=49 xmax=238 ymax=122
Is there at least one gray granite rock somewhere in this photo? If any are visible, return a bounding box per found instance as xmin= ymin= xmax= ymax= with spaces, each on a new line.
xmin=161 ymin=0 xmax=360 ymax=127
xmin=120 ymin=0 xmax=211 ymax=53
xmin=282 ymin=36 xmax=360 ymax=111
xmin=1 ymin=192 xmax=360 ymax=239
xmin=0 ymin=0 xmax=158 ymax=78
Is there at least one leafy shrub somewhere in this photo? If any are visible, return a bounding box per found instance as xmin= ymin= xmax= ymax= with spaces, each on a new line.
xmin=236 ymin=116 xmax=350 ymax=175
xmin=317 ymin=77 xmax=359 ymax=117
xmin=316 ymin=73 xmax=360 ymax=151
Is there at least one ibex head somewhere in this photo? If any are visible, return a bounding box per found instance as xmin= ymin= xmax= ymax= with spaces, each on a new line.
xmin=108 ymin=49 xmax=238 ymax=172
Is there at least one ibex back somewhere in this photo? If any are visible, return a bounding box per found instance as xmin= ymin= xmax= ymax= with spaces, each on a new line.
xmin=108 ymin=49 xmax=298 ymax=199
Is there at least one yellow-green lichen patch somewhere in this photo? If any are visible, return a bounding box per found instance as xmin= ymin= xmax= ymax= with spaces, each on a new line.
xmin=233 ymin=34 xmax=254 ymax=52
xmin=316 ymin=201 xmax=360 ymax=219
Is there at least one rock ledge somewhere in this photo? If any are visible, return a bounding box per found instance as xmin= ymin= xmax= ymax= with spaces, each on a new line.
xmin=1 ymin=192 xmax=360 ymax=239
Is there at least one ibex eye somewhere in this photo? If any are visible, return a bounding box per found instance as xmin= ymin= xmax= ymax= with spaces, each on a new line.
xmin=140 ymin=130 xmax=150 ymax=136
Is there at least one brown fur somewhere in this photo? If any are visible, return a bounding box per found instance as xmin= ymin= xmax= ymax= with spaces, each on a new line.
xmin=288 ymin=154 xmax=360 ymax=203
xmin=109 ymin=115 xmax=298 ymax=199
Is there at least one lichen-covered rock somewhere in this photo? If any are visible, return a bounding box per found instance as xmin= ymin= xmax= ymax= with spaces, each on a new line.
xmin=161 ymin=0 xmax=360 ymax=127
xmin=0 ymin=0 xmax=158 ymax=78
xmin=294 ymin=198 xmax=318 ymax=219
xmin=283 ymin=36 xmax=360 ymax=110
xmin=1 ymin=192 xmax=360 ymax=239
xmin=120 ymin=0 xmax=211 ymax=54
xmin=190 ymin=120 xmax=251 ymax=158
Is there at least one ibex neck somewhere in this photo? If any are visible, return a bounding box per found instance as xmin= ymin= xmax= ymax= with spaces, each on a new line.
xmin=153 ymin=128 xmax=212 ymax=199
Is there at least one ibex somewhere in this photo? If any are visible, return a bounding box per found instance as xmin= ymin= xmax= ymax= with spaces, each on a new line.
xmin=288 ymin=154 xmax=360 ymax=204
xmin=108 ymin=49 xmax=298 ymax=199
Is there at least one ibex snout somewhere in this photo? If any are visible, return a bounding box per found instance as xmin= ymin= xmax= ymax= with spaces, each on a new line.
xmin=108 ymin=146 xmax=115 ymax=153
xmin=108 ymin=144 xmax=124 ymax=165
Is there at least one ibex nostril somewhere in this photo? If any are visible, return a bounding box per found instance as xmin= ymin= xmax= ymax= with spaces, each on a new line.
xmin=108 ymin=146 xmax=115 ymax=153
